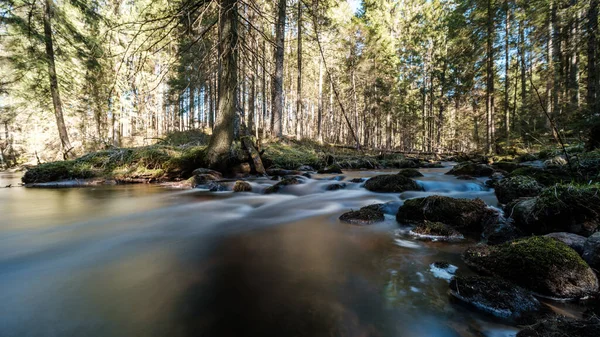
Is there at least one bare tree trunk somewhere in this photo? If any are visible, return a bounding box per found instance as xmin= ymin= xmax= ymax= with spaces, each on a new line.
xmin=295 ymin=0 xmax=303 ymax=140
xmin=504 ymin=0 xmax=511 ymax=143
xmin=588 ymin=0 xmax=599 ymax=114
xmin=317 ymin=57 xmax=323 ymax=142
xmin=486 ymin=0 xmax=495 ymax=153
xmin=206 ymin=0 xmax=238 ymax=168
xmin=43 ymin=0 xmax=72 ymax=158
xmin=271 ymin=0 xmax=286 ymax=138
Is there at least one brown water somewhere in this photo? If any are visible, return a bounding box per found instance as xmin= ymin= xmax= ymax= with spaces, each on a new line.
xmin=0 ymin=168 xmax=577 ymax=337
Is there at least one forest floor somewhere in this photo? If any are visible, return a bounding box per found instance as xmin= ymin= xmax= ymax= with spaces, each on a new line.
xmin=16 ymin=129 xmax=600 ymax=186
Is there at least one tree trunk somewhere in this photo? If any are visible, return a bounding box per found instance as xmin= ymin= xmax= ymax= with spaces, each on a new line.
xmin=295 ymin=1 xmax=303 ymax=140
xmin=206 ymin=0 xmax=238 ymax=168
xmin=504 ymin=0 xmax=511 ymax=142
xmin=43 ymin=0 xmax=72 ymax=158
xmin=486 ymin=0 xmax=495 ymax=154
xmin=271 ymin=0 xmax=286 ymax=138
xmin=588 ymin=0 xmax=599 ymax=114
xmin=317 ymin=57 xmax=323 ymax=142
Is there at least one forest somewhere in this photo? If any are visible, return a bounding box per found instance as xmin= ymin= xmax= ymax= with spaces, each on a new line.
xmin=1 ymin=0 xmax=599 ymax=169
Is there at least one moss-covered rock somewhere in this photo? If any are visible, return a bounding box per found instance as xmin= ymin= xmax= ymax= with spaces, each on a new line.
xmin=446 ymin=162 xmax=495 ymax=177
xmin=364 ymin=174 xmax=423 ymax=193
xmin=233 ymin=181 xmax=252 ymax=192
xmin=517 ymin=153 xmax=538 ymax=162
xmin=494 ymin=176 xmax=543 ymax=204
xmin=339 ymin=205 xmax=385 ymax=225
xmin=409 ymin=221 xmax=464 ymax=241
xmin=22 ymin=160 xmax=96 ymax=184
xmin=463 ymin=236 xmax=599 ymax=299
xmin=509 ymin=166 xmax=570 ymax=186
xmin=449 ymin=276 xmax=541 ymax=319
xmin=545 ymin=232 xmax=587 ymax=255
xmin=506 ymin=184 xmax=600 ymax=236
xmin=264 ymin=177 xmax=304 ymax=194
xmin=396 ymin=196 xmax=498 ymax=235
xmin=397 ymin=168 xmax=424 ymax=178
xmin=517 ymin=317 xmax=600 ymax=337
xmin=317 ymin=164 xmax=343 ymax=174
xmin=457 ymin=175 xmax=476 ymax=180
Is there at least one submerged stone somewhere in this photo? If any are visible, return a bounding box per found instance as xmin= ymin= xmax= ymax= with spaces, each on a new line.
xmin=449 ymin=276 xmax=541 ymax=319
xmin=494 ymin=175 xmax=543 ymax=204
xmin=364 ymin=174 xmax=423 ymax=193
xmin=463 ymin=236 xmax=599 ymax=299
xmin=396 ymin=196 xmax=498 ymax=235
xmin=339 ymin=205 xmax=385 ymax=225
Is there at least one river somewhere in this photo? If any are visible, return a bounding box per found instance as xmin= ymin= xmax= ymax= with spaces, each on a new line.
xmin=0 ymin=167 xmax=580 ymax=337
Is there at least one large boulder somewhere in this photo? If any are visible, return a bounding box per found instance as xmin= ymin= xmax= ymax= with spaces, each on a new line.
xmin=364 ymin=174 xmax=423 ymax=193
xmin=264 ymin=177 xmax=303 ymax=194
xmin=449 ymin=276 xmax=541 ymax=320
xmin=494 ymin=176 xmax=543 ymax=204
xmin=517 ymin=317 xmax=600 ymax=337
xmin=189 ymin=168 xmax=223 ymax=187
xmin=409 ymin=221 xmax=464 ymax=241
xmin=506 ymin=184 xmax=600 ymax=236
xmin=339 ymin=204 xmax=385 ymax=225
xmin=545 ymin=232 xmax=587 ymax=255
xmin=582 ymin=232 xmax=600 ymax=271
xmin=396 ymin=196 xmax=498 ymax=236
xmin=446 ymin=162 xmax=495 ymax=177
xmin=463 ymin=236 xmax=599 ymax=299
xmin=482 ymin=221 xmax=524 ymax=245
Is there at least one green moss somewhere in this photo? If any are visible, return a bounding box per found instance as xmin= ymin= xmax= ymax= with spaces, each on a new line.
xmin=446 ymin=162 xmax=495 ymax=177
xmin=509 ymin=166 xmax=571 ymax=186
xmin=494 ymin=176 xmax=543 ymax=204
xmin=22 ymin=160 xmax=96 ymax=183
xmin=339 ymin=205 xmax=385 ymax=225
xmin=463 ymin=236 xmax=597 ymax=298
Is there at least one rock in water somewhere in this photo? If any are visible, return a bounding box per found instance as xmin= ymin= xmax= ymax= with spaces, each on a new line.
xmin=446 ymin=163 xmax=495 ymax=177
xmin=449 ymin=276 xmax=541 ymax=319
xmin=506 ymin=184 xmax=600 ymax=236
xmin=326 ymin=183 xmax=346 ymax=191
xmin=410 ymin=221 xmax=464 ymax=241
xmin=545 ymin=232 xmax=587 ymax=254
xmin=364 ymin=174 xmax=423 ymax=193
xmin=396 ymin=196 xmax=498 ymax=236
xmin=397 ymin=168 xmax=423 ymax=178
xmin=264 ymin=177 xmax=303 ymax=194
xmin=494 ymin=176 xmax=543 ymax=204
xmin=517 ymin=317 xmax=600 ymax=337
xmin=463 ymin=236 xmax=599 ymax=299
xmin=339 ymin=204 xmax=385 ymax=225
xmin=233 ymin=181 xmax=252 ymax=192
xmin=582 ymin=232 xmax=600 ymax=271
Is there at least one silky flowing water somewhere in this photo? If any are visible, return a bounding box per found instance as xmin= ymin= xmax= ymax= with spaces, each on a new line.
xmin=0 ymin=167 xmax=583 ymax=337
